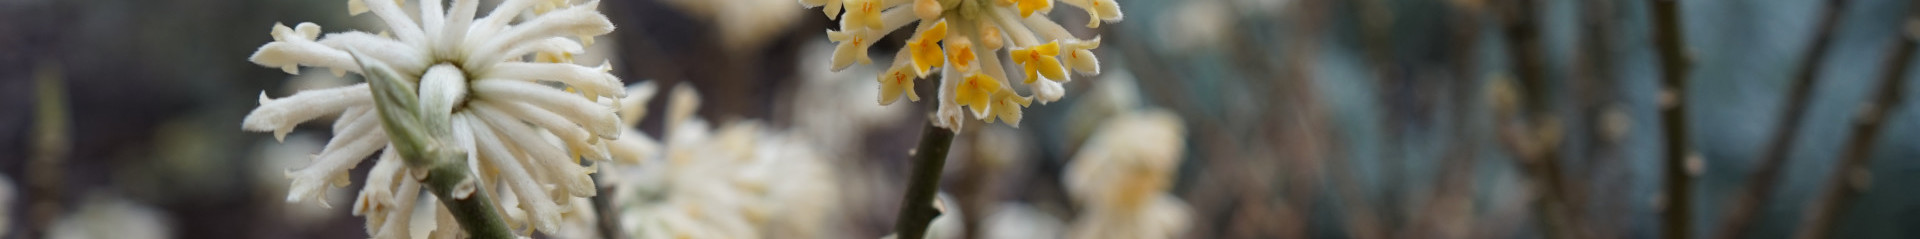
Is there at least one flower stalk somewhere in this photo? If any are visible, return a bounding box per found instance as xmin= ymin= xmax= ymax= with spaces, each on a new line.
xmin=894 ymin=121 xmax=957 ymax=239
xmin=357 ymin=51 xmax=514 ymax=239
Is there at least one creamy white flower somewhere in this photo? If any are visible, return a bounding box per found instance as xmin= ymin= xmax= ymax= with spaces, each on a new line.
xmin=1063 ymin=109 xmax=1192 ymax=239
xmin=606 ymin=84 xmax=844 ymax=239
xmin=243 ymin=0 xmax=622 ymax=237
xmin=800 ymin=0 xmax=1123 ymax=131
xmin=47 ymin=194 xmax=174 ymax=239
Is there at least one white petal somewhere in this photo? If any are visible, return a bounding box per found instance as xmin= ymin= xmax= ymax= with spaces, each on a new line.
xmin=285 ymin=115 xmax=388 ymax=208
xmin=353 ymin=148 xmax=405 ymax=217
xmin=1031 ymin=79 xmax=1065 ymax=103
xmin=468 ymin=1 xmax=615 ymax=67
xmin=606 ymin=127 xmax=659 ymax=164
xmin=318 ymin=32 xmax=430 ymax=73
xmin=472 ymin=79 xmax=620 ymax=138
xmin=373 ymin=170 xmax=423 ymax=239
xmin=441 ymin=0 xmax=480 ymax=54
xmin=469 ymin=101 xmax=598 ymax=160
xmin=466 ymin=114 xmax=567 ymax=234
xmin=471 ymin=104 xmax=599 ymax=198
xmin=361 ymin=0 xmax=429 ymax=47
xmin=499 ymin=37 xmax=586 ymax=63
xmin=243 ymin=84 xmax=371 ymax=141
xmin=1019 ymin=13 xmax=1077 ymax=43
xmin=420 ymin=0 xmax=446 ymax=49
xmin=481 ymin=62 xmax=622 ymax=99
xmin=464 ymin=0 xmax=539 ymax=49
xmin=251 ymin=40 xmax=358 ymax=75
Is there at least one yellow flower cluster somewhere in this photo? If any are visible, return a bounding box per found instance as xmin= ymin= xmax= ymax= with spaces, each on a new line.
xmin=799 ymin=0 xmax=1122 ymax=130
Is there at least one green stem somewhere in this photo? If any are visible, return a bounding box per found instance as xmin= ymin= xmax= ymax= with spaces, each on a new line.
xmin=894 ymin=122 xmax=957 ymax=239
xmin=423 ymin=155 xmax=517 ymax=239
xmin=354 ymin=49 xmax=516 ymax=239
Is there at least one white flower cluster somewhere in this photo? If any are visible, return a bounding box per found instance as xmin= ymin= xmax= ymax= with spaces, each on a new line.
xmin=605 ymin=84 xmax=843 ymax=239
xmin=1064 ymin=109 xmax=1193 ymax=239
xmin=798 ymin=0 xmax=1122 ymax=131
xmin=241 ymin=0 xmax=645 ymax=237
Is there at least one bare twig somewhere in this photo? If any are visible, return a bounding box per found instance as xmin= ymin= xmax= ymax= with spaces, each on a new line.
xmin=1792 ymin=3 xmax=1918 ymax=237
xmin=1646 ymin=0 xmax=1693 ymax=238
xmin=1712 ymin=0 xmax=1849 ymax=238
xmin=893 ymin=122 xmax=957 ymax=239
xmin=1496 ymin=0 xmax=1585 ymax=237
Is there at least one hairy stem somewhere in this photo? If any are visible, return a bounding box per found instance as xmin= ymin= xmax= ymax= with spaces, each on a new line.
xmin=422 ymin=153 xmax=518 ymax=239
xmin=357 ymin=50 xmax=516 ymax=239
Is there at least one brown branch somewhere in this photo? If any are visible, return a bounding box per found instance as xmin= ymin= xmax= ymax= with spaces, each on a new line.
xmin=1646 ymin=0 xmax=1693 ymax=239
xmin=893 ymin=122 xmax=957 ymax=239
xmin=1791 ymin=4 xmax=1918 ymax=238
xmin=1711 ymin=0 xmax=1849 ymax=238
xmin=1496 ymin=0 xmax=1585 ymax=237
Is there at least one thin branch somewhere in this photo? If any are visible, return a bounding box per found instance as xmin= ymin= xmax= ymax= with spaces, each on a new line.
xmin=1711 ymin=0 xmax=1849 ymax=238
xmin=893 ymin=122 xmax=957 ymax=239
xmin=1792 ymin=4 xmax=1918 ymax=237
xmin=1646 ymin=0 xmax=1693 ymax=239
xmin=1496 ymin=0 xmax=1585 ymax=237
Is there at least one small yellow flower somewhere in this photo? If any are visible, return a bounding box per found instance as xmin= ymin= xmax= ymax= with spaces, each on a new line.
xmin=1062 ymin=37 xmax=1100 ymax=75
xmin=907 ymin=21 xmax=949 ymax=77
xmin=1010 ymin=41 xmax=1067 ymax=84
xmin=826 ymin=29 xmax=876 ymax=71
xmin=985 ymin=90 xmax=1032 ymax=126
xmin=844 ymin=0 xmax=886 ymax=31
xmin=955 ymin=72 xmax=1002 ymax=116
xmin=1015 ymin=0 xmax=1052 ymax=18
xmin=1066 ymin=0 xmax=1122 ymax=28
xmin=878 ymin=65 xmax=920 ymax=105
xmin=945 ymin=38 xmax=976 ymax=73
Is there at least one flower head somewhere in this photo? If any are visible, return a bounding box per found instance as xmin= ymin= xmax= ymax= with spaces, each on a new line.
xmin=799 ymin=0 xmax=1123 ymax=131
xmin=243 ymin=0 xmax=623 ymax=236
xmin=1063 ymin=109 xmax=1191 ymax=239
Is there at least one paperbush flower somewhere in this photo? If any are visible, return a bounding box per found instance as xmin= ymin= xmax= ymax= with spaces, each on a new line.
xmin=608 ymin=84 xmax=841 ymax=239
xmin=798 ymin=0 xmax=1122 ymax=130
xmin=241 ymin=0 xmax=628 ymax=237
xmin=1064 ymin=109 xmax=1192 ymax=239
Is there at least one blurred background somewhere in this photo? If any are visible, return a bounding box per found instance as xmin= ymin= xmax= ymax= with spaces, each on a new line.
xmin=4 ymin=0 xmax=1920 ymax=238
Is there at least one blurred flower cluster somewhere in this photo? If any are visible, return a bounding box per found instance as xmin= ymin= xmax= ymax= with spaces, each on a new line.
xmin=604 ymin=84 xmax=843 ymax=239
